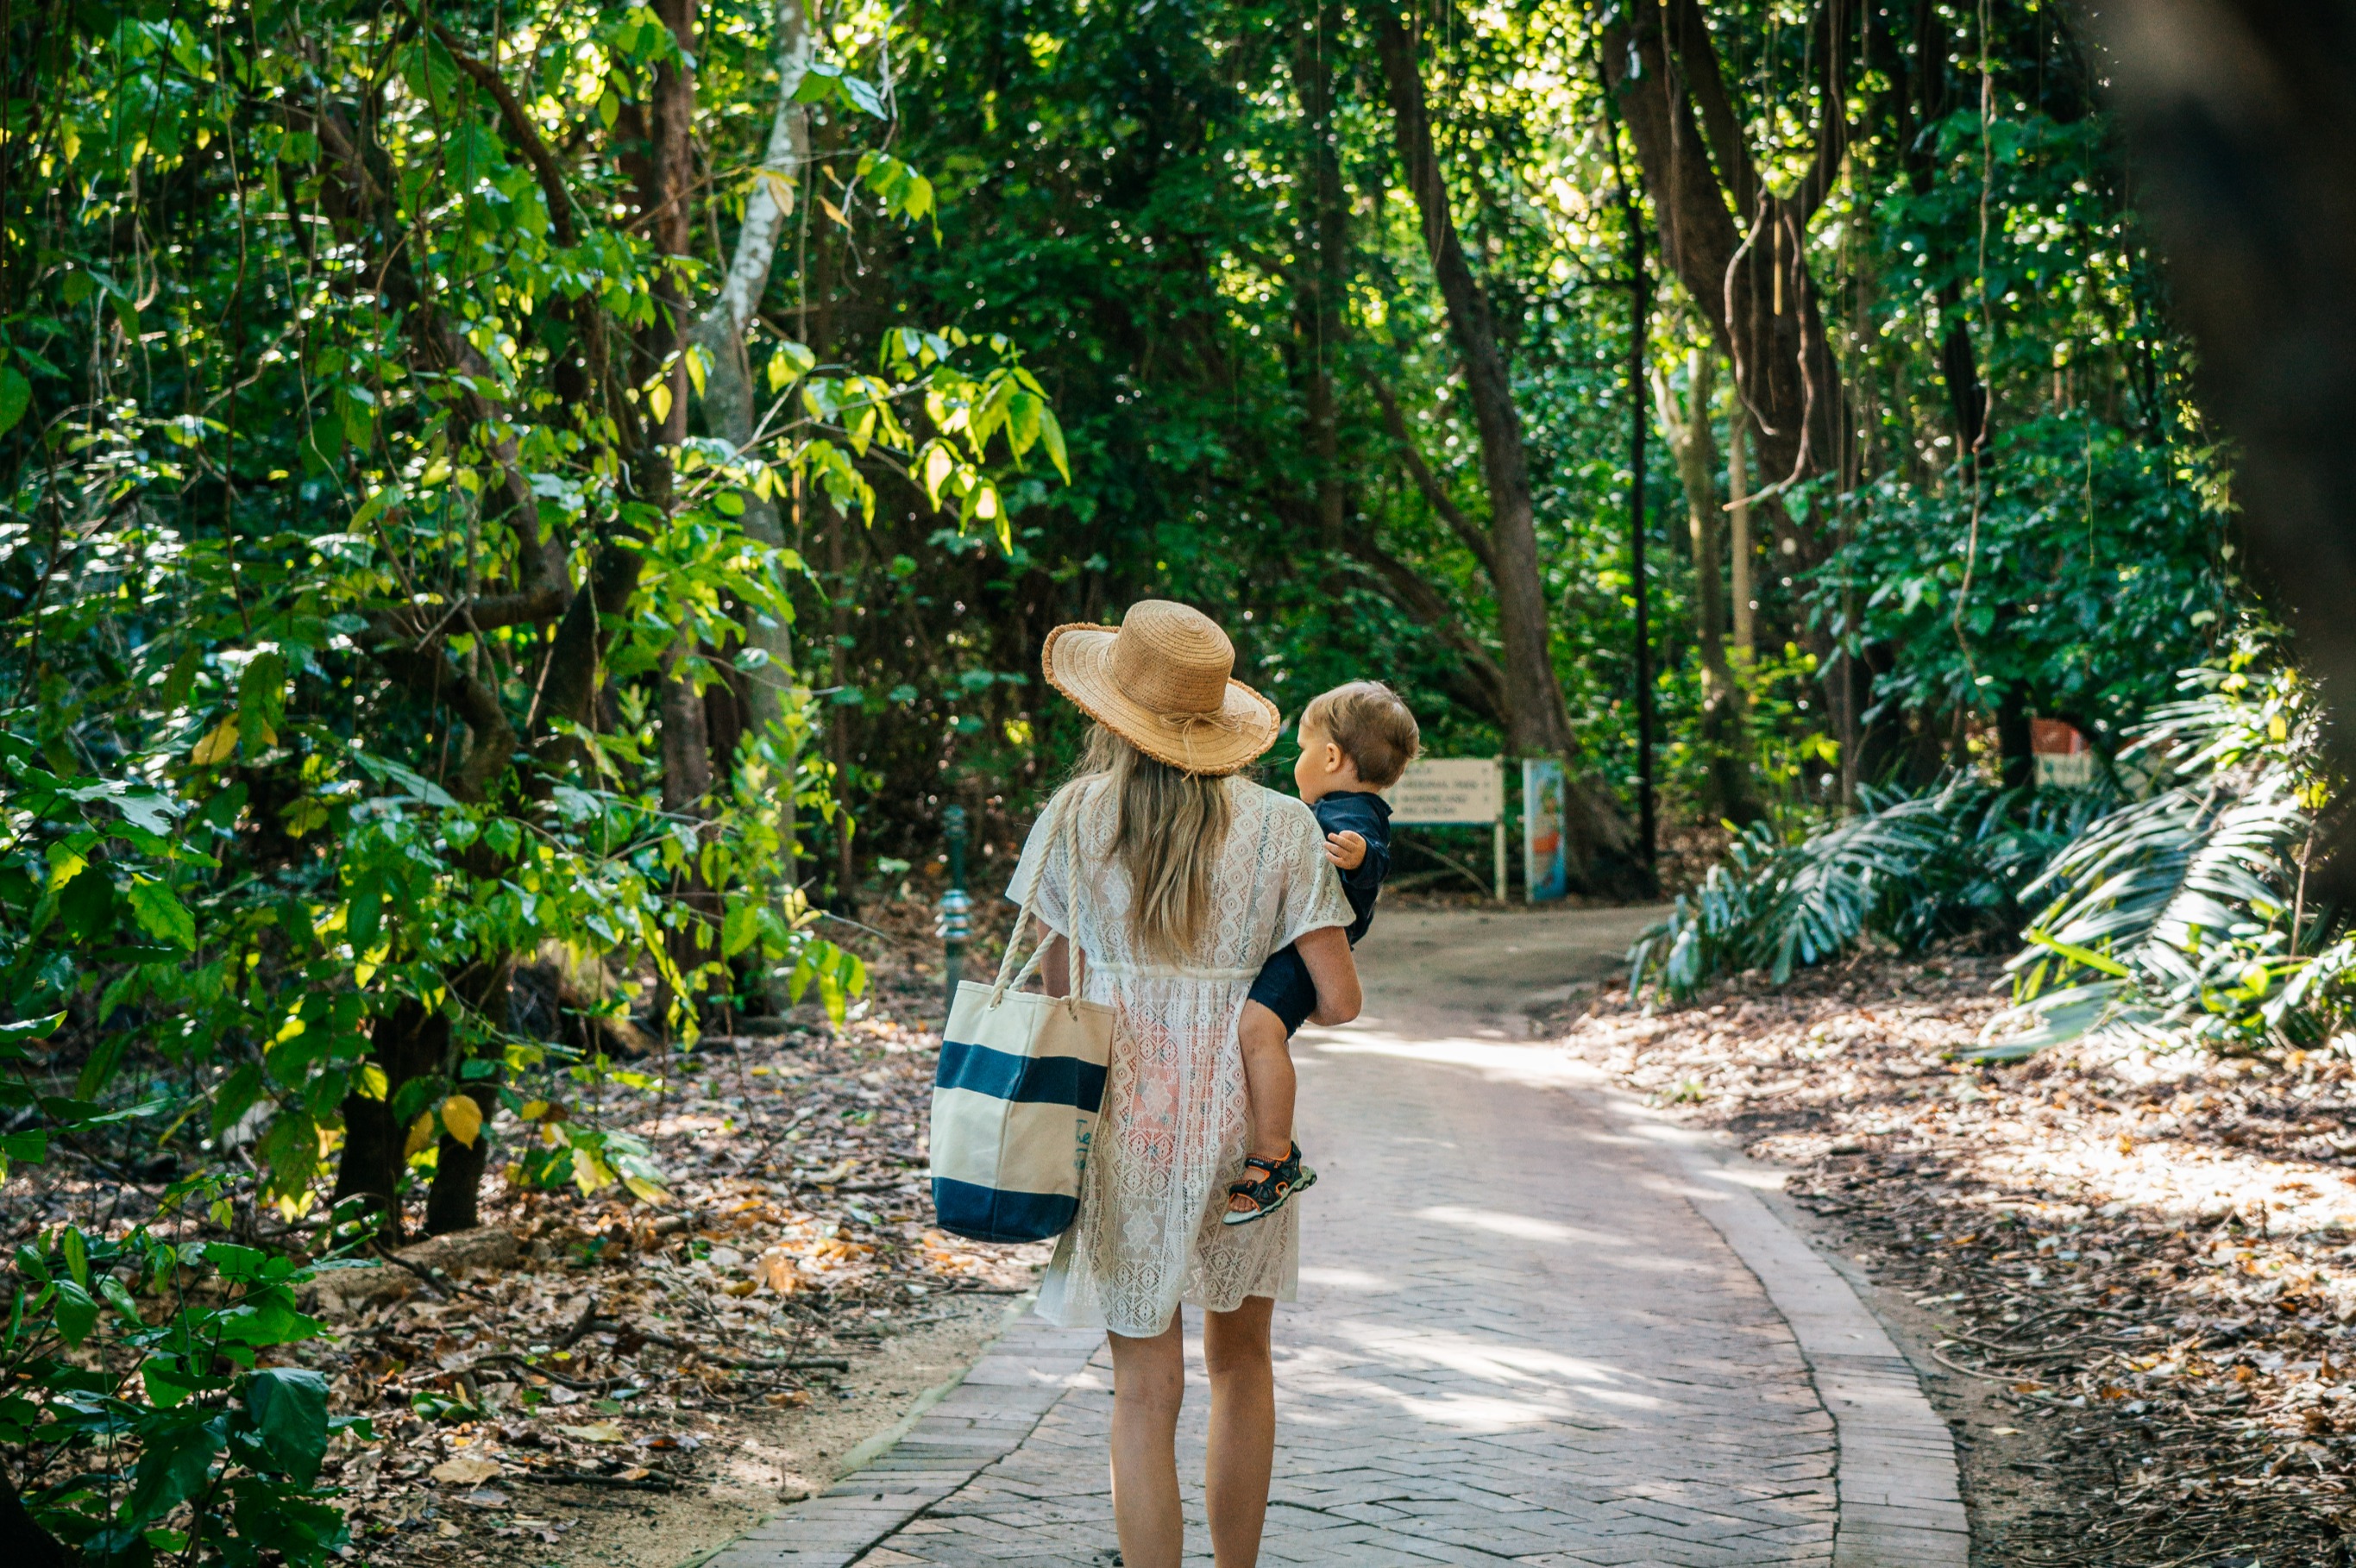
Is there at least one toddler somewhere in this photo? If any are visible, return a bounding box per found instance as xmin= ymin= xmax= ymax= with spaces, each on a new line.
xmin=1224 ymin=681 xmax=1420 ymax=1224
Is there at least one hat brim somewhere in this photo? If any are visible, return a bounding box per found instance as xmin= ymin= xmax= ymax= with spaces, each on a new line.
xmin=1041 ymin=622 xmax=1280 ymax=776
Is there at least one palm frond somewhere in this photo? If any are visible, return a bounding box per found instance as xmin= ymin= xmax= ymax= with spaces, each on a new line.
xmin=1630 ymin=775 xmax=2100 ymax=1001
xmin=1969 ymin=666 xmax=2323 ymax=1059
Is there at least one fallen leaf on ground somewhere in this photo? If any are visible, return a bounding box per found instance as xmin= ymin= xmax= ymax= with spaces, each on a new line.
xmin=429 ymin=1457 xmax=504 ymax=1484
xmin=558 ymin=1422 xmax=625 ymax=1443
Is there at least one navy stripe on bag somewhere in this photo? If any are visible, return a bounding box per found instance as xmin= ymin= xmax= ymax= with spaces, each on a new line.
xmin=929 ymin=1176 xmax=1080 ymax=1245
xmin=935 ymin=1038 xmax=1108 ymax=1111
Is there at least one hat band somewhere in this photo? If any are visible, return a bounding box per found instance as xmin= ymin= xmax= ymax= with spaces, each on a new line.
xmin=1155 ymin=706 xmax=1251 ymax=771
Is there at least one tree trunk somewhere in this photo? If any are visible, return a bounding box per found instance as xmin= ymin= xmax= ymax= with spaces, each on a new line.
xmin=1 ymin=1468 xmax=77 ymax=1568
xmin=1373 ymin=9 xmax=1645 ymax=895
xmin=1997 ymin=682 xmax=2034 ymax=792
xmin=1651 ymin=350 xmax=1762 ymax=824
xmin=1600 ymin=0 xmax=1854 ymax=561
xmin=657 ymin=639 xmax=721 ymax=1032
xmin=692 ymin=0 xmax=814 ymax=927
xmin=331 ymin=1000 xmax=449 ymax=1241
xmin=1728 ymin=407 xmax=1755 ymax=661
xmin=827 ymin=505 xmax=858 ymax=906
xmin=644 ymin=0 xmax=713 ymax=1029
xmin=1294 ymin=0 xmax=1347 ymax=546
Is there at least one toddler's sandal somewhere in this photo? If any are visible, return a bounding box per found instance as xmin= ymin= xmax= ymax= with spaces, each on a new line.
xmin=1222 ymin=1142 xmax=1316 ymax=1226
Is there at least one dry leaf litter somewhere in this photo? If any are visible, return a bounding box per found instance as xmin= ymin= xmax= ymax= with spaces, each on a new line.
xmin=5 ymin=896 xmax=1049 ymax=1568
xmin=1556 ymin=953 xmax=2356 ymax=1568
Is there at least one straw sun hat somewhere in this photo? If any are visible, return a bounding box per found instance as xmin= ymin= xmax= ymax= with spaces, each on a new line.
xmin=1041 ymin=600 xmax=1280 ymax=776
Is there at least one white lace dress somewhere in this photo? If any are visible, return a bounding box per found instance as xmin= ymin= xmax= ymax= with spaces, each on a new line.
xmin=1005 ymin=773 xmax=1352 ymax=1337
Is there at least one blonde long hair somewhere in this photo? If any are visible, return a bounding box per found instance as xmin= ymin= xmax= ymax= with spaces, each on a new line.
xmin=1073 ymin=724 xmax=1233 ymax=964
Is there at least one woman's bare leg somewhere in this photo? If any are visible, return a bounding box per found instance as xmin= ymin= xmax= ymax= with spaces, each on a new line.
xmin=1203 ymin=1295 xmax=1276 ymax=1567
xmin=1107 ymin=1316 xmax=1186 ymax=1568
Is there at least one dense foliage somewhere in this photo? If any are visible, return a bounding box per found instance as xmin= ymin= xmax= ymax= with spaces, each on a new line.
xmin=0 ymin=0 xmax=2271 ymax=1556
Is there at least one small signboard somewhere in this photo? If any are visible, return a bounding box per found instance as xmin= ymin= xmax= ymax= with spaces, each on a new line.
xmin=2032 ymin=718 xmax=2095 ymax=789
xmin=1385 ymin=758 xmax=1504 ymax=826
xmin=1522 ymin=758 xmax=1567 ymax=902
xmin=1382 ymin=758 xmax=1507 ymax=903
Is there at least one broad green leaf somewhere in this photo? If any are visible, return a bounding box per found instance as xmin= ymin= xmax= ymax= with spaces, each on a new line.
xmin=245 ymin=1366 xmax=330 ymax=1483
xmin=124 ymin=1413 xmax=225 ymax=1526
xmin=128 ymin=878 xmax=197 ymax=949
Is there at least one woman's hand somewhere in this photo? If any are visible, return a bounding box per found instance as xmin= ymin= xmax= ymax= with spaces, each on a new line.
xmin=1294 ymin=925 xmax=1361 ymax=1025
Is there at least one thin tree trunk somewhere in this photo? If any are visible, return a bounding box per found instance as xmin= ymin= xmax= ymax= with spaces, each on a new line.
xmin=644 ymin=0 xmax=713 ymax=1028
xmin=827 ymin=511 xmax=858 ymax=906
xmin=657 ymin=638 xmax=721 ymax=1032
xmin=1652 ymin=351 xmax=1762 ymax=824
xmin=423 ymin=959 xmax=514 ymax=1234
xmin=1295 ymin=0 xmax=1347 ymax=545
xmin=1729 ymin=408 xmax=1755 ymax=661
xmin=332 ymin=1001 xmax=448 ymax=1241
xmin=691 ymin=0 xmax=815 ymax=998
xmin=1373 ymin=9 xmax=1644 ymax=895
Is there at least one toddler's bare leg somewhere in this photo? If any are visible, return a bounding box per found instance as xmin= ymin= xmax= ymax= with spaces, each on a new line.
xmin=1232 ymin=1002 xmax=1296 ymax=1215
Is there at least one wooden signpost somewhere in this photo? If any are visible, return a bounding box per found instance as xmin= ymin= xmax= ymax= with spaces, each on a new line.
xmin=1383 ymin=758 xmax=1509 ymax=904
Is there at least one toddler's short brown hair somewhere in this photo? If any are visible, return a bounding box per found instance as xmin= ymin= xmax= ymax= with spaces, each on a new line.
xmin=1300 ymin=681 xmax=1421 ymax=790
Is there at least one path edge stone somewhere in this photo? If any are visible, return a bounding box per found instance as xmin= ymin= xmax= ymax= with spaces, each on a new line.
xmin=1607 ymin=1095 xmax=1971 ymax=1568
xmin=690 ymin=1294 xmax=1101 ymax=1568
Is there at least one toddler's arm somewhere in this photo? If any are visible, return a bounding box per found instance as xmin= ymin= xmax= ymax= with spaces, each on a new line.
xmin=1324 ymin=830 xmax=1366 ymax=871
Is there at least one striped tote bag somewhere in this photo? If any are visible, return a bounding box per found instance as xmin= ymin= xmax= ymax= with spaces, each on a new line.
xmin=929 ymin=803 xmax=1115 ymax=1244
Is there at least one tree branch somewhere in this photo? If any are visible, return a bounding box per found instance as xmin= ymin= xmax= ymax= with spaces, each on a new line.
xmin=1666 ymin=0 xmax=1762 ymax=219
xmin=373 ymin=643 xmax=519 ymax=805
xmin=1790 ymin=0 xmax=1860 ymax=222
xmin=415 ymin=11 xmax=581 ymax=247
xmin=1364 ymin=378 xmax=1498 ymax=580
xmin=368 ymin=588 xmax=570 ymax=647
xmin=305 ymin=101 xmax=571 ymax=602
xmin=1335 ymin=526 xmax=1509 ymax=726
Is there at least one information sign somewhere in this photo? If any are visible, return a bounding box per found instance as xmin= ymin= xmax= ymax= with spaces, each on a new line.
xmin=1522 ymin=758 xmax=1567 ymax=902
xmin=1385 ymin=758 xmax=1504 ymax=826
xmin=1381 ymin=758 xmax=1507 ymax=903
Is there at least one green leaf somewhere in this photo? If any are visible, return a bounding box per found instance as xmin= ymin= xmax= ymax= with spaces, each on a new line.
xmin=0 ymin=367 xmax=29 ymax=436
xmin=128 ymin=878 xmax=197 ymax=949
xmin=721 ymin=897 xmax=758 ymax=957
xmin=2023 ymin=927 xmax=2132 ymax=976
xmin=245 ymin=1366 xmax=330 ymax=1483
xmin=124 ymin=1412 xmax=225 ymax=1527
xmin=0 ymin=1130 xmax=47 ymax=1170
xmin=159 ymin=646 xmax=200 ymax=709
xmin=0 ymin=1013 xmax=64 ymax=1049
xmin=53 ymin=1278 xmax=98 ymax=1346
xmin=347 ymin=870 xmax=384 ymax=952
xmin=237 ymin=650 xmax=288 ymax=750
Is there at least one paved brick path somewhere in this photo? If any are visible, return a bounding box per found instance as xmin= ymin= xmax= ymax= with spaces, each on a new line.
xmin=712 ymin=907 xmax=1963 ymax=1568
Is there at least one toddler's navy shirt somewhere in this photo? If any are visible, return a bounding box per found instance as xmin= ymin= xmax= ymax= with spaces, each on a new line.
xmin=1313 ymin=789 xmax=1392 ymax=945
xmin=1245 ymin=789 xmax=1392 ymax=1036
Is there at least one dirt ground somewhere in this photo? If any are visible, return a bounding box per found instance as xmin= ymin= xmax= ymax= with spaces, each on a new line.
xmin=1554 ymin=952 xmax=2356 ymax=1568
xmin=457 ymin=1294 xmax=1027 ymax=1568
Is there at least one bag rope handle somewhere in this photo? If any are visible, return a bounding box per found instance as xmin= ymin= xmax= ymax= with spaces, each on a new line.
xmin=986 ymin=785 xmax=1092 ymax=1012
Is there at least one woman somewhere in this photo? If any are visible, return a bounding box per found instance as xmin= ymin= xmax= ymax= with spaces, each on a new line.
xmin=1007 ymin=599 xmax=1361 ymax=1568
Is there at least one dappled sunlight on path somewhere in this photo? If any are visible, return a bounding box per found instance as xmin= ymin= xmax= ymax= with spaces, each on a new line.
xmin=760 ymin=906 xmax=1844 ymax=1565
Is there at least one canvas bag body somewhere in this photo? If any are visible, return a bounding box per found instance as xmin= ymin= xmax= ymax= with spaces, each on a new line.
xmin=929 ymin=799 xmax=1115 ymax=1244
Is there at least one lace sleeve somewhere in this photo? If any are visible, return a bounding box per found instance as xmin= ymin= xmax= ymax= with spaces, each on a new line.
xmin=1272 ymin=795 xmax=1354 ymax=953
xmin=1004 ymin=785 xmax=1076 ymax=938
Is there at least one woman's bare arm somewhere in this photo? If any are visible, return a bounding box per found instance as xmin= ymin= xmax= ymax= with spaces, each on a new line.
xmin=1040 ymin=925 xmax=1071 ymax=998
xmin=1295 ymin=925 xmax=1361 ymax=1025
